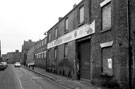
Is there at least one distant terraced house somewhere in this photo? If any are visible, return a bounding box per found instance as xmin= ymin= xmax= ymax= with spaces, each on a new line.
xmin=34 ymin=37 xmax=47 ymax=69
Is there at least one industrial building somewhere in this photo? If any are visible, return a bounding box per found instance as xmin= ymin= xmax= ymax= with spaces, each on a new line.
xmin=21 ymin=40 xmax=35 ymax=65
xmin=46 ymin=0 xmax=135 ymax=88
xmin=6 ymin=50 xmax=21 ymax=64
xmin=34 ymin=37 xmax=47 ymax=69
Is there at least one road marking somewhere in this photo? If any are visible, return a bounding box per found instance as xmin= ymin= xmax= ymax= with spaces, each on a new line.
xmin=17 ymin=76 xmax=24 ymax=89
xmin=14 ymin=67 xmax=24 ymax=89
xmin=32 ymin=77 xmax=42 ymax=79
xmin=75 ymin=87 xmax=81 ymax=89
xmin=31 ymin=77 xmax=43 ymax=89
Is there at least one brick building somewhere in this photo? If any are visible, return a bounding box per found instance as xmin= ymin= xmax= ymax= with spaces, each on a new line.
xmin=47 ymin=0 xmax=94 ymax=79
xmin=2 ymin=54 xmax=7 ymax=62
xmin=26 ymin=45 xmax=35 ymax=65
xmin=45 ymin=0 xmax=135 ymax=88
xmin=34 ymin=37 xmax=47 ymax=69
xmin=6 ymin=50 xmax=21 ymax=64
xmin=21 ymin=40 xmax=35 ymax=65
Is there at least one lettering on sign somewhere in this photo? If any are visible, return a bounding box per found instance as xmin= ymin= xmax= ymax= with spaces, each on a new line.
xmin=47 ymin=20 xmax=95 ymax=49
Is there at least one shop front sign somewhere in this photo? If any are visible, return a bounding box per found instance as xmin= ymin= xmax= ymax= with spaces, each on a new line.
xmin=47 ymin=20 xmax=95 ymax=49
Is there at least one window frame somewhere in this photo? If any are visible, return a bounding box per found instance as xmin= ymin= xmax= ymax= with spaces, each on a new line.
xmin=44 ymin=51 xmax=46 ymax=58
xmin=101 ymin=2 xmax=111 ymax=32
xmin=64 ymin=43 xmax=68 ymax=59
xmin=54 ymin=47 xmax=57 ymax=60
xmin=65 ymin=17 xmax=69 ymax=32
xmin=55 ymin=27 xmax=58 ymax=38
xmin=79 ymin=6 xmax=84 ymax=24
xmin=101 ymin=46 xmax=113 ymax=76
xmin=44 ymin=38 xmax=46 ymax=45
xmin=49 ymin=32 xmax=51 ymax=42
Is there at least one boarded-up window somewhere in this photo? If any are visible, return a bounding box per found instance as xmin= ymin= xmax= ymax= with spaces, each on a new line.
xmin=65 ymin=18 xmax=68 ymax=31
xmin=54 ymin=48 xmax=57 ymax=60
xmin=42 ymin=41 xmax=44 ymax=46
xmin=49 ymin=33 xmax=51 ymax=41
xmin=101 ymin=47 xmax=113 ymax=76
xmin=38 ymin=54 xmax=39 ymax=58
xmin=55 ymin=28 xmax=57 ymax=38
xmin=79 ymin=6 xmax=84 ymax=24
xmin=102 ymin=3 xmax=111 ymax=31
xmin=44 ymin=51 xmax=46 ymax=58
xmin=40 ymin=53 xmax=42 ymax=58
xmin=64 ymin=43 xmax=68 ymax=58
xmin=44 ymin=38 xmax=46 ymax=45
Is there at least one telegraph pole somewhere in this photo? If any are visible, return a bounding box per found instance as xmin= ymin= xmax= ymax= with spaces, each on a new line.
xmin=0 ymin=40 xmax=1 ymax=57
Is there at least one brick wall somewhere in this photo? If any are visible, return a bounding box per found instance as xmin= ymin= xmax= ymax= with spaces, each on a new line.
xmin=46 ymin=0 xmax=132 ymax=88
xmin=90 ymin=0 xmax=130 ymax=88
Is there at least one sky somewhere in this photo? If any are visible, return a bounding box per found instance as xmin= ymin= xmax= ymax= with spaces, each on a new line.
xmin=0 ymin=0 xmax=81 ymax=54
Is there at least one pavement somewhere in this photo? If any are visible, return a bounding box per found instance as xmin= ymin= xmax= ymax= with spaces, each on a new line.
xmin=23 ymin=66 xmax=108 ymax=89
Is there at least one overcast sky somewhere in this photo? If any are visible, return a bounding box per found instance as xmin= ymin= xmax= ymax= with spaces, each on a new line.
xmin=0 ymin=0 xmax=81 ymax=54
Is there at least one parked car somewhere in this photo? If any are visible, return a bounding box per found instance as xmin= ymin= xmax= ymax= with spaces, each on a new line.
xmin=0 ymin=62 xmax=7 ymax=70
xmin=1 ymin=62 xmax=8 ymax=68
xmin=14 ymin=62 xmax=21 ymax=67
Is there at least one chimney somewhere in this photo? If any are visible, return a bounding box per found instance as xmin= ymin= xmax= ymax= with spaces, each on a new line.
xmin=73 ymin=3 xmax=77 ymax=8
xmin=29 ymin=39 xmax=32 ymax=42
xmin=58 ymin=17 xmax=63 ymax=21
xmin=15 ymin=50 xmax=19 ymax=53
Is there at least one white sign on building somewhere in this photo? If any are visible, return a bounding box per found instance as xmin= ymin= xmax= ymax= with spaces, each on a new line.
xmin=47 ymin=20 xmax=95 ymax=49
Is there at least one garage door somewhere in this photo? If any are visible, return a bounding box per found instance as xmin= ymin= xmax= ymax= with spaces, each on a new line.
xmin=79 ymin=39 xmax=91 ymax=80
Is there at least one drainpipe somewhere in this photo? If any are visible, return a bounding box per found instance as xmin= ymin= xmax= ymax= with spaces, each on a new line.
xmin=127 ymin=0 xmax=132 ymax=88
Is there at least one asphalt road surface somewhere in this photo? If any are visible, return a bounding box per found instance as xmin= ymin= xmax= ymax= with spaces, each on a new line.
xmin=0 ymin=64 xmax=67 ymax=89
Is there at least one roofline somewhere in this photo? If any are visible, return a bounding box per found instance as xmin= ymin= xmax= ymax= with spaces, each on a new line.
xmin=46 ymin=0 xmax=83 ymax=33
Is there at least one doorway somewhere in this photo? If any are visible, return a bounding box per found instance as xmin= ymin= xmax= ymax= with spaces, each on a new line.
xmin=77 ymin=38 xmax=91 ymax=81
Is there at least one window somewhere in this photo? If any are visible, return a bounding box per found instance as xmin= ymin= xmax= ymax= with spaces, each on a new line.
xmin=42 ymin=52 xmax=44 ymax=58
xmin=38 ymin=44 xmax=40 ymax=48
xmin=37 ymin=44 xmax=39 ymax=49
xmin=55 ymin=28 xmax=58 ymax=38
xmin=35 ymin=54 xmax=37 ymax=59
xmin=48 ymin=50 xmax=51 ymax=59
xmin=44 ymin=51 xmax=46 ymax=58
xmin=44 ymin=38 xmax=46 ymax=45
xmin=39 ymin=53 xmax=40 ymax=58
xmin=40 ymin=42 xmax=42 ymax=47
xmin=79 ymin=6 xmax=84 ymax=24
xmin=101 ymin=47 xmax=113 ymax=76
xmin=37 ymin=54 xmax=39 ymax=58
xmin=65 ymin=18 xmax=68 ymax=32
xmin=54 ymin=48 xmax=57 ymax=60
xmin=102 ymin=2 xmax=111 ymax=31
xmin=49 ymin=33 xmax=51 ymax=41
xmin=38 ymin=43 xmax=40 ymax=48
xmin=42 ymin=41 xmax=44 ymax=46
xmin=38 ymin=53 xmax=40 ymax=58
xmin=40 ymin=53 xmax=42 ymax=58
xmin=41 ymin=53 xmax=43 ymax=58
xmin=64 ymin=43 xmax=68 ymax=59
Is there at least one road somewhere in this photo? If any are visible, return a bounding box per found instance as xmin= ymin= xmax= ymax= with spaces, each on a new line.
xmin=0 ymin=64 xmax=67 ymax=89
